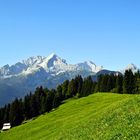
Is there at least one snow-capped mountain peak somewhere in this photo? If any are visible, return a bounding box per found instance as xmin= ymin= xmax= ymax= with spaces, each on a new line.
xmin=39 ymin=53 xmax=67 ymax=70
xmin=125 ymin=63 xmax=137 ymax=70
xmin=85 ymin=60 xmax=103 ymax=72
xmin=0 ymin=53 xmax=103 ymax=78
xmin=121 ymin=63 xmax=139 ymax=74
xmin=76 ymin=60 xmax=103 ymax=73
xmin=22 ymin=56 xmax=45 ymax=66
xmin=46 ymin=53 xmax=57 ymax=61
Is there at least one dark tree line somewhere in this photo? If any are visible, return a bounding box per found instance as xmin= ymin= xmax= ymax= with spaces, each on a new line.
xmin=0 ymin=70 xmax=140 ymax=129
xmin=95 ymin=70 xmax=140 ymax=94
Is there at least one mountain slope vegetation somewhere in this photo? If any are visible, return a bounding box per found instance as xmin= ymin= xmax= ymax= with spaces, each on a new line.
xmin=0 ymin=93 xmax=140 ymax=140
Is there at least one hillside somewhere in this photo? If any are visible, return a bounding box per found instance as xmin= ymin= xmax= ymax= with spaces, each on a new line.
xmin=0 ymin=93 xmax=140 ymax=140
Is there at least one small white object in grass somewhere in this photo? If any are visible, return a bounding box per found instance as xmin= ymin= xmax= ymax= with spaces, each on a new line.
xmin=2 ymin=123 xmax=11 ymax=131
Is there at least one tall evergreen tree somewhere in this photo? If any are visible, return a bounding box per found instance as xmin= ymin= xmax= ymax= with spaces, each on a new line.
xmin=75 ymin=75 xmax=83 ymax=94
xmin=9 ymin=98 xmax=24 ymax=126
xmin=40 ymin=94 xmax=47 ymax=114
xmin=23 ymin=93 xmax=32 ymax=119
xmin=53 ymin=93 xmax=61 ymax=108
xmin=81 ymin=76 xmax=93 ymax=96
xmin=96 ymin=75 xmax=103 ymax=92
xmin=62 ymin=80 xmax=69 ymax=99
xmin=0 ymin=108 xmax=5 ymax=128
xmin=46 ymin=89 xmax=56 ymax=112
xmin=92 ymin=82 xmax=97 ymax=93
xmin=57 ymin=85 xmax=63 ymax=101
xmin=67 ymin=79 xmax=77 ymax=97
xmin=3 ymin=104 xmax=10 ymax=123
xmin=116 ymin=75 xmax=123 ymax=93
xmin=30 ymin=95 xmax=39 ymax=118
xmin=100 ymin=75 xmax=108 ymax=92
xmin=106 ymin=75 xmax=113 ymax=92
xmin=123 ymin=70 xmax=135 ymax=94
xmin=134 ymin=71 xmax=140 ymax=94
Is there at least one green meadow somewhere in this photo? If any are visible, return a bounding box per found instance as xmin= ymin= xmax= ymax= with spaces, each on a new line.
xmin=0 ymin=93 xmax=140 ymax=140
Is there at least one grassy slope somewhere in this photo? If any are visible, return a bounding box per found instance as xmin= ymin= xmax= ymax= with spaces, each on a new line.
xmin=0 ymin=93 xmax=140 ymax=140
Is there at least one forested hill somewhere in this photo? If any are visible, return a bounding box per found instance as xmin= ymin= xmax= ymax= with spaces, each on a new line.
xmin=0 ymin=70 xmax=140 ymax=129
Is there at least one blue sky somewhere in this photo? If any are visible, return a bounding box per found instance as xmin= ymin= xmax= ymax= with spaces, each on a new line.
xmin=0 ymin=0 xmax=140 ymax=70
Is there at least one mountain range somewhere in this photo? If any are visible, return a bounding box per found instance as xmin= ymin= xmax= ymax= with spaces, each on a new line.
xmin=0 ymin=53 xmax=139 ymax=106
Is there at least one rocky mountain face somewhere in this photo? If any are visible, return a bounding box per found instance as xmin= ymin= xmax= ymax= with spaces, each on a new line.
xmin=0 ymin=53 xmax=103 ymax=106
xmin=121 ymin=63 xmax=139 ymax=74
xmin=0 ymin=53 xmax=139 ymax=106
xmin=0 ymin=53 xmax=103 ymax=78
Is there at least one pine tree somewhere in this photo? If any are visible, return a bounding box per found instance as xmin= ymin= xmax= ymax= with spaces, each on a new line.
xmin=23 ymin=93 xmax=32 ymax=119
xmin=40 ymin=94 xmax=47 ymax=114
xmin=100 ymin=75 xmax=108 ymax=92
xmin=106 ymin=75 xmax=113 ymax=92
xmin=123 ymin=70 xmax=135 ymax=94
xmin=9 ymin=98 xmax=24 ymax=126
xmin=134 ymin=71 xmax=140 ymax=94
xmin=53 ymin=93 xmax=61 ymax=108
xmin=0 ymin=108 xmax=5 ymax=128
xmin=96 ymin=75 xmax=103 ymax=92
xmin=46 ymin=89 xmax=56 ymax=112
xmin=62 ymin=80 xmax=69 ymax=99
xmin=92 ymin=82 xmax=97 ymax=93
xmin=116 ymin=75 xmax=123 ymax=93
xmin=57 ymin=85 xmax=63 ymax=101
xmin=67 ymin=79 xmax=77 ymax=97
xmin=81 ymin=76 xmax=93 ymax=96
xmin=75 ymin=75 xmax=83 ymax=94
xmin=3 ymin=104 xmax=10 ymax=123
xmin=30 ymin=95 xmax=39 ymax=118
